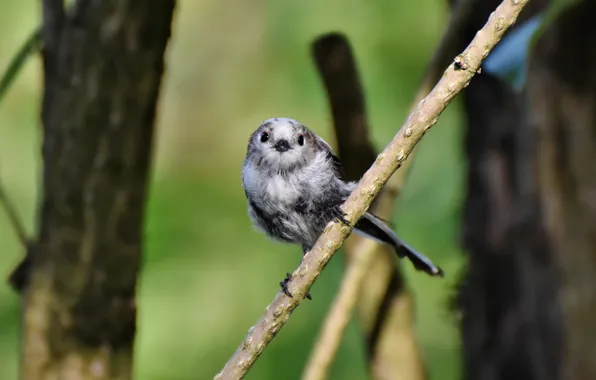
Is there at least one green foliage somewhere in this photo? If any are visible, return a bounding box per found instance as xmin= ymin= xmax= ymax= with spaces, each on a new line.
xmin=0 ymin=1 xmax=464 ymax=379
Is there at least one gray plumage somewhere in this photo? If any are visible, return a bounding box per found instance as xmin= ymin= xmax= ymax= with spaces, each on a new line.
xmin=242 ymin=117 xmax=444 ymax=282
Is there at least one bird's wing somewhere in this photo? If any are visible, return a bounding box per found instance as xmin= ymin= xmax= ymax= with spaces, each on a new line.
xmin=312 ymin=133 xmax=347 ymax=181
xmin=310 ymin=133 xmax=440 ymax=275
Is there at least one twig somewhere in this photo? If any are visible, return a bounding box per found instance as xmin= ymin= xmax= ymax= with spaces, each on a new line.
xmin=302 ymin=236 xmax=386 ymax=380
xmin=304 ymin=33 xmax=392 ymax=380
xmin=214 ymin=1 xmax=529 ymax=378
xmin=302 ymin=1 xmax=482 ymax=377
xmin=0 ymin=28 xmax=42 ymax=106
xmin=0 ymin=173 xmax=28 ymax=247
xmin=0 ymin=27 xmax=44 ymax=292
xmin=0 ymin=28 xmax=41 ymax=248
xmin=303 ymin=33 xmax=421 ymax=380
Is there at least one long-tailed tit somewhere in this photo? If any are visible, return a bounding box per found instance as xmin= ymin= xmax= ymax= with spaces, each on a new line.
xmin=242 ymin=117 xmax=444 ymax=298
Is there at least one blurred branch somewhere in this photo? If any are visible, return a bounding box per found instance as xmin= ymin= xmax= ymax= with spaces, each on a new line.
xmin=302 ymin=1 xmax=489 ymax=376
xmin=0 ymin=28 xmax=42 ymax=106
xmin=0 ymin=28 xmax=42 ymax=250
xmin=0 ymin=28 xmax=42 ymax=282
xmin=302 ymin=235 xmax=392 ymax=380
xmin=303 ymin=33 xmax=421 ymax=380
xmin=215 ymin=0 xmax=529 ymax=378
xmin=0 ymin=172 xmax=29 ymax=247
xmin=311 ymin=34 xmax=376 ymax=182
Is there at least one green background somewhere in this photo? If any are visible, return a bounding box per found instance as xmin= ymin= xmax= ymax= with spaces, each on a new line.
xmin=0 ymin=1 xmax=466 ymax=379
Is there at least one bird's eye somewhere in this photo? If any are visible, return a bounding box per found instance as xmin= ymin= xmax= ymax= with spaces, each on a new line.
xmin=297 ymin=135 xmax=304 ymax=146
xmin=260 ymin=132 xmax=269 ymax=143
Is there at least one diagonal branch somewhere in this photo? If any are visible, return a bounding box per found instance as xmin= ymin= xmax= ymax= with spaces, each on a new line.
xmin=303 ymin=0 xmax=484 ymax=380
xmin=303 ymin=33 xmax=423 ymax=380
xmin=304 ymin=34 xmax=404 ymax=380
xmin=0 ymin=28 xmax=42 ymax=106
xmin=301 ymin=0 xmax=483 ymax=373
xmin=0 ymin=172 xmax=29 ymax=247
xmin=214 ymin=1 xmax=529 ymax=378
xmin=0 ymin=28 xmax=43 ymax=250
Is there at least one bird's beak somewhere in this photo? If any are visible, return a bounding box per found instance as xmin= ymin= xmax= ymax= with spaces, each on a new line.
xmin=274 ymin=140 xmax=291 ymax=152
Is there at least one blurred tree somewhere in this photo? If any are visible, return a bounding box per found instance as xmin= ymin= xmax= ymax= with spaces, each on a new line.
xmin=9 ymin=1 xmax=176 ymax=379
xmin=527 ymin=1 xmax=596 ymax=378
xmin=455 ymin=2 xmax=560 ymax=380
xmin=455 ymin=0 xmax=596 ymax=380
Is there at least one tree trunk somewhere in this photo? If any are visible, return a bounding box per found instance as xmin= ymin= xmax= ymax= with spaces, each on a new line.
xmin=457 ymin=1 xmax=596 ymax=380
xmin=528 ymin=1 xmax=596 ymax=378
xmin=458 ymin=71 xmax=562 ymax=380
xmin=16 ymin=1 xmax=175 ymax=379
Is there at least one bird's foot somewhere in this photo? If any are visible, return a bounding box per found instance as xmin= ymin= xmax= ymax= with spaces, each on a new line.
xmin=280 ymin=272 xmax=312 ymax=300
xmin=331 ymin=207 xmax=351 ymax=227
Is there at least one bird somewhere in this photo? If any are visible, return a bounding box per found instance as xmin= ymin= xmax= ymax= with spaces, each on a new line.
xmin=242 ymin=117 xmax=444 ymax=298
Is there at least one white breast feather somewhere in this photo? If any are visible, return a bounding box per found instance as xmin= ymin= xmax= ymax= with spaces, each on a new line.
xmin=243 ymin=150 xmax=337 ymax=211
xmin=267 ymin=175 xmax=300 ymax=204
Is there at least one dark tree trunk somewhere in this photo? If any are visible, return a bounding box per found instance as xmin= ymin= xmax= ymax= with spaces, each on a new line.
xmin=528 ymin=1 xmax=596 ymax=378
xmin=14 ymin=1 xmax=176 ymax=378
xmin=457 ymin=1 xmax=596 ymax=380
xmin=458 ymin=71 xmax=562 ymax=380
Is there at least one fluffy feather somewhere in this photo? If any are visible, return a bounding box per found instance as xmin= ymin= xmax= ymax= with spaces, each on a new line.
xmin=242 ymin=117 xmax=443 ymax=278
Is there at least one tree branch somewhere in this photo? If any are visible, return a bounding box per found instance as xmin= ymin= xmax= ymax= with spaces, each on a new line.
xmin=311 ymin=33 xmax=376 ymax=182
xmin=215 ymin=1 xmax=529 ymax=378
xmin=0 ymin=28 xmax=43 ymax=291
xmin=303 ymin=33 xmax=420 ymax=380
xmin=303 ymin=33 xmax=400 ymax=380
xmin=301 ymin=1 xmax=484 ymax=376
xmin=302 ymin=232 xmax=408 ymax=380
xmin=0 ymin=27 xmax=42 ymax=249
xmin=0 ymin=171 xmax=29 ymax=247
xmin=0 ymin=27 xmax=42 ymax=106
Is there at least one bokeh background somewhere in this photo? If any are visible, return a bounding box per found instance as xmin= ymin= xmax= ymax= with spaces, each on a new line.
xmin=0 ymin=1 xmax=466 ymax=379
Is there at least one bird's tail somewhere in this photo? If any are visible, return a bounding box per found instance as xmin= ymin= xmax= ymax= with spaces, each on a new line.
xmin=353 ymin=212 xmax=444 ymax=277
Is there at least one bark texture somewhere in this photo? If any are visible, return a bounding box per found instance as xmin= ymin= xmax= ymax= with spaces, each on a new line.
xmin=455 ymin=2 xmax=562 ymax=380
xmin=16 ymin=1 xmax=176 ymax=379
xmin=458 ymin=71 xmax=562 ymax=380
xmin=528 ymin=1 xmax=596 ymax=379
xmin=457 ymin=1 xmax=596 ymax=380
